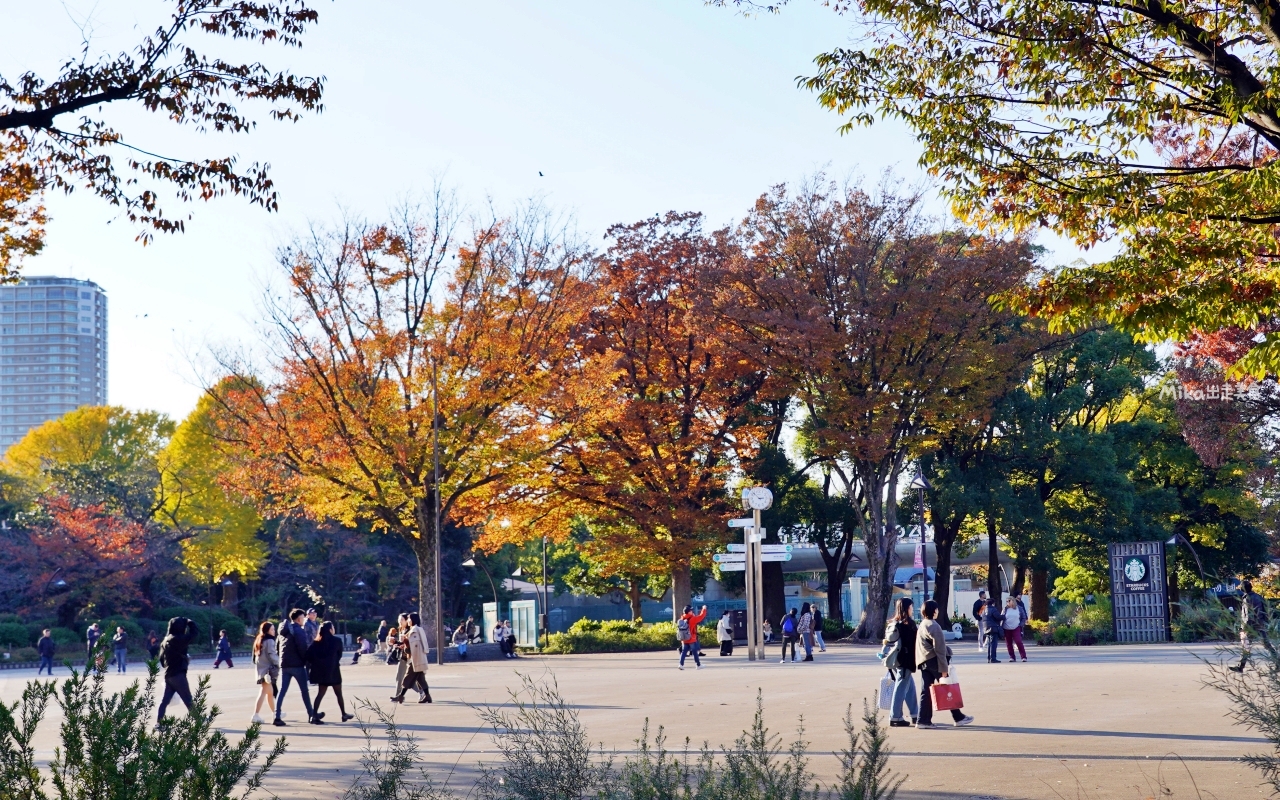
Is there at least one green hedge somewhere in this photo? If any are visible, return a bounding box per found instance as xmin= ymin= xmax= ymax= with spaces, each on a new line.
xmin=542 ymin=618 xmax=718 ymax=654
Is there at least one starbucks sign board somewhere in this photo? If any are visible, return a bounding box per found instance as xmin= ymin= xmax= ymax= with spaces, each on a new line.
xmin=1107 ymin=542 xmax=1169 ymax=643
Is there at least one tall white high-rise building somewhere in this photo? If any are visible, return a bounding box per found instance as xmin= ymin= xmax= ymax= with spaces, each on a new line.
xmin=0 ymin=276 xmax=108 ymax=451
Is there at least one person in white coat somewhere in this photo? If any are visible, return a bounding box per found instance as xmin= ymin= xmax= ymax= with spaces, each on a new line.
xmin=717 ymin=610 xmax=734 ymax=656
xmin=391 ymin=612 xmax=432 ymax=704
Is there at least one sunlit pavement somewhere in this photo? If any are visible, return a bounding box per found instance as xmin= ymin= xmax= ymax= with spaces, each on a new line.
xmin=0 ymin=642 xmax=1264 ymax=799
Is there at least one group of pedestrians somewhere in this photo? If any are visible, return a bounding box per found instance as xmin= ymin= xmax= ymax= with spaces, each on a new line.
xmin=973 ymin=590 xmax=1029 ymax=663
xmin=778 ymin=602 xmax=825 ymax=663
xmin=878 ymin=597 xmax=974 ymax=729
xmin=687 ymin=601 xmax=831 ymax=668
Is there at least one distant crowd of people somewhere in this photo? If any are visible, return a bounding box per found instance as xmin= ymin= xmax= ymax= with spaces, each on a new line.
xmin=677 ymin=601 xmax=830 ymax=669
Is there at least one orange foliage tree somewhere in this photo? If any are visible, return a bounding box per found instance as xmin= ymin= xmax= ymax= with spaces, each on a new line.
xmin=503 ymin=213 xmax=771 ymax=620
xmin=0 ymin=496 xmax=151 ymax=626
xmin=210 ymin=198 xmax=590 ymax=636
xmin=734 ymin=181 xmax=1036 ymax=639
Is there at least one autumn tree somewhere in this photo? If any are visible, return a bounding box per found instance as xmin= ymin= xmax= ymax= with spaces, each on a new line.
xmin=735 ymin=180 xmax=1035 ymax=639
xmin=534 ymin=212 xmax=770 ymax=621
xmin=0 ymin=496 xmax=152 ymax=626
xmin=0 ymin=1 xmax=326 ymax=272
xmin=3 ymin=405 xmax=175 ymax=522
xmin=211 ymin=198 xmax=590 ymax=638
xmin=738 ymin=0 xmax=1280 ymax=374
xmin=159 ymin=388 xmax=267 ymax=609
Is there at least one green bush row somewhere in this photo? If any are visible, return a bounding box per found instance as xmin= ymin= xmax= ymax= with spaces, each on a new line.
xmin=542 ymin=618 xmax=718 ymax=654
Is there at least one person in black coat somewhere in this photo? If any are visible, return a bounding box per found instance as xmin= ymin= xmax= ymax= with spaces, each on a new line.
xmin=37 ymin=629 xmax=55 ymax=675
xmin=157 ymin=617 xmax=198 ymax=723
xmin=306 ymin=621 xmax=352 ymax=722
xmin=275 ymin=608 xmax=319 ymax=726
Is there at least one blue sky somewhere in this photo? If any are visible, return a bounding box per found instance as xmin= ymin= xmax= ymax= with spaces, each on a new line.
xmin=4 ymin=1 xmax=1086 ymax=420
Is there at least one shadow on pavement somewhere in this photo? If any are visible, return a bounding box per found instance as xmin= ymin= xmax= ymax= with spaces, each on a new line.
xmin=976 ymin=724 xmax=1264 ymax=744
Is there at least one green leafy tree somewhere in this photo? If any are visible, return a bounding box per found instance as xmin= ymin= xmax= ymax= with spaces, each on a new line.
xmin=786 ymin=0 xmax=1280 ymax=373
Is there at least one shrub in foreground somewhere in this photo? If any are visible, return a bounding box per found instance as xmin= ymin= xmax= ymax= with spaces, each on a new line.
xmin=346 ymin=673 xmax=904 ymax=800
xmin=0 ymin=662 xmax=284 ymax=800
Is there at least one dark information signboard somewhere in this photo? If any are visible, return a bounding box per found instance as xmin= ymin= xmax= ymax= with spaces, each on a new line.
xmin=1108 ymin=541 xmax=1169 ymax=643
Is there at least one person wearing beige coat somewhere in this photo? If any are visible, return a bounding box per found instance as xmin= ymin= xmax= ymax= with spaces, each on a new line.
xmin=915 ymin=599 xmax=973 ymax=729
xmin=391 ymin=612 xmax=432 ymax=704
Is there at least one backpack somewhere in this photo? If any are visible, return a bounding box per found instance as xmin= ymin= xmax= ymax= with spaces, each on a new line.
xmin=676 ymin=616 xmax=691 ymax=642
xmin=782 ymin=615 xmax=797 ymax=636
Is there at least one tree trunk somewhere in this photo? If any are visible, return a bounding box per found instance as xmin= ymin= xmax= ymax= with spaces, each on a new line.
xmin=762 ymin=562 xmax=785 ymax=629
xmin=628 ymin=581 xmax=643 ymax=622
xmin=985 ymin=513 xmax=1003 ymax=612
xmin=411 ymin=496 xmax=441 ymax=654
xmin=931 ymin=517 xmax=961 ymax=621
xmin=855 ymin=470 xmax=900 ymax=641
xmin=221 ymin=571 xmax=240 ymax=611
xmin=1030 ymin=568 xmax=1050 ymax=622
xmin=1012 ymin=561 xmax=1027 ymax=597
xmin=820 ymin=542 xmax=856 ymax=626
xmin=670 ymin=562 xmax=692 ymax=622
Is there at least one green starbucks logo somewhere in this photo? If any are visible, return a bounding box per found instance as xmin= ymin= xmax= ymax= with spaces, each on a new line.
xmin=1124 ymin=557 xmax=1147 ymax=582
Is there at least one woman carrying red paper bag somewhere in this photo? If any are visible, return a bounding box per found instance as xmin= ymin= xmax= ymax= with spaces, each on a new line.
xmin=915 ymin=599 xmax=975 ymax=729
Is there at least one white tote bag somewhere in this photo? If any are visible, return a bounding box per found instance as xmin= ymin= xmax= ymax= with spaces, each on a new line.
xmin=877 ymin=671 xmax=894 ymax=710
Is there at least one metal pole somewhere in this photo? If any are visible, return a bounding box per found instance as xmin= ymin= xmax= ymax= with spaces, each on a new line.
xmin=541 ymin=535 xmax=549 ymax=648
xmin=920 ymin=486 xmax=929 ymax=601
xmin=433 ymin=358 xmax=444 ymax=666
xmin=753 ymin=515 xmax=764 ymax=661
xmin=744 ymin=515 xmax=757 ymax=662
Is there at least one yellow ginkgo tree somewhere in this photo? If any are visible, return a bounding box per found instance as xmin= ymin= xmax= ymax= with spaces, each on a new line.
xmin=159 ymin=392 xmax=267 ymax=602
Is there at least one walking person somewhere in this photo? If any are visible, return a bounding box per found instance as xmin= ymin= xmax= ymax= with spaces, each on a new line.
xmin=882 ymin=597 xmax=919 ymax=727
xmin=375 ymin=620 xmax=389 ymax=654
xmin=717 ymin=610 xmax=734 ymax=656
xmin=86 ymin=622 xmax=102 ymax=663
xmin=251 ymin=621 xmax=280 ymax=725
xmin=213 ymin=629 xmax=234 ymax=668
xmin=1230 ymin=580 xmax=1275 ymax=671
xmin=972 ymin=590 xmax=988 ymax=651
xmin=391 ymin=612 xmax=432 ymax=703
xmin=112 ymin=626 xmax=129 ymax=673
xmin=812 ymin=606 xmax=827 ymax=652
xmin=156 ymin=617 xmax=198 ymax=723
xmin=37 ymin=629 xmax=55 ymax=675
xmin=779 ymin=609 xmax=799 ymax=663
xmin=983 ymin=599 xmax=1003 ymax=663
xmin=1003 ymin=597 xmax=1028 ymax=662
xmin=275 ymin=608 xmax=320 ymax=726
xmin=145 ymin=629 xmax=160 ymax=660
xmin=916 ymin=599 xmax=973 ymax=729
xmin=798 ymin=602 xmax=815 ymax=661
xmin=677 ymin=604 xmax=707 ymax=670
xmin=308 ymin=621 xmax=354 ymax=721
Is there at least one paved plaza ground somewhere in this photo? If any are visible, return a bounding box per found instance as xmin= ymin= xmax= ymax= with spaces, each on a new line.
xmin=0 ymin=640 xmax=1265 ymax=799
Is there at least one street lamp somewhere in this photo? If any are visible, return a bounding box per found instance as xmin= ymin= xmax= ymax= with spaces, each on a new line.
xmin=909 ymin=471 xmax=932 ymax=601
xmin=462 ymin=556 xmax=499 ymax=606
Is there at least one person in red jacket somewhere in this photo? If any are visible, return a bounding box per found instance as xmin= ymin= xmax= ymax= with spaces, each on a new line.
xmin=677 ymin=604 xmax=707 ymax=670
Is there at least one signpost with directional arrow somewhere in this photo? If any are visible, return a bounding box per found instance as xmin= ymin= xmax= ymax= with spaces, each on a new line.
xmin=724 ymin=487 xmax=775 ymax=662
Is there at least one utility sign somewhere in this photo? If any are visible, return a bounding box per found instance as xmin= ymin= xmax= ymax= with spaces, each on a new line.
xmin=760 ymin=544 xmax=792 ymax=553
xmin=712 ymin=553 xmax=746 ymax=563
xmin=759 ymin=552 xmax=793 ymax=562
xmin=718 ymin=563 xmax=746 ymax=572
xmin=728 ymin=518 xmax=754 ymax=528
